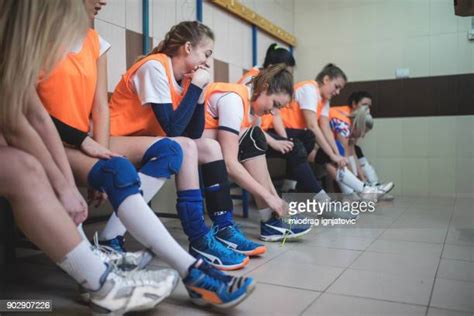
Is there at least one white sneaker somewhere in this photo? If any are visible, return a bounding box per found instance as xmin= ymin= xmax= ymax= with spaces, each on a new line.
xmin=343 ymin=192 xmax=362 ymax=202
xmin=89 ymin=265 xmax=179 ymax=315
xmin=92 ymin=233 xmax=154 ymax=270
xmin=359 ymin=185 xmax=386 ymax=202
xmin=376 ymin=182 xmax=395 ymax=194
xmin=80 ymin=235 xmax=155 ymax=303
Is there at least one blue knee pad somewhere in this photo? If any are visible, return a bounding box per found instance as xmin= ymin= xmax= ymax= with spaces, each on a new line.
xmin=336 ymin=140 xmax=346 ymax=156
xmin=140 ymin=139 xmax=183 ymax=179
xmin=88 ymin=157 xmax=141 ymax=210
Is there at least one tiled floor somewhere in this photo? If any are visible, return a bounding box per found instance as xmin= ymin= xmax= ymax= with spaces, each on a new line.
xmin=3 ymin=196 xmax=474 ymax=315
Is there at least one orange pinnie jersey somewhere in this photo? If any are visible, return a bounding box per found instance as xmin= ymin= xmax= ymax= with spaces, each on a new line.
xmin=237 ymin=67 xmax=260 ymax=84
xmin=329 ymin=105 xmax=352 ymax=125
xmin=279 ymin=80 xmax=326 ymax=129
xmin=204 ymin=83 xmax=252 ymax=130
xmin=37 ymin=29 xmax=100 ymax=132
xmin=109 ymin=53 xmax=191 ymax=136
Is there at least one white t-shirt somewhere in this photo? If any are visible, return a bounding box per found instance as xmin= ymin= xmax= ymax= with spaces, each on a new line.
xmin=206 ymin=92 xmax=247 ymax=135
xmin=70 ymin=34 xmax=110 ymax=56
xmin=130 ymin=58 xmax=183 ymax=105
xmin=295 ymin=83 xmax=329 ymax=117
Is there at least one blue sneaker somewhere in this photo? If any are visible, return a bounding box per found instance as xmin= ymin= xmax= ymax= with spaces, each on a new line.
xmin=98 ymin=235 xmax=126 ymax=253
xmin=183 ymin=259 xmax=256 ymax=309
xmin=215 ymin=225 xmax=267 ymax=256
xmin=190 ymin=230 xmax=249 ymax=271
xmin=260 ymin=215 xmax=312 ymax=242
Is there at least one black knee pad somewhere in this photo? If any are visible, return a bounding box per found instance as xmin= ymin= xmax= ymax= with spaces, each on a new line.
xmin=299 ymin=130 xmax=316 ymax=154
xmin=354 ymin=145 xmax=364 ymax=159
xmin=314 ymin=148 xmax=331 ymax=165
xmin=238 ymin=126 xmax=268 ymax=162
xmin=201 ymin=160 xmax=233 ymax=213
xmin=286 ymin=139 xmax=308 ymax=167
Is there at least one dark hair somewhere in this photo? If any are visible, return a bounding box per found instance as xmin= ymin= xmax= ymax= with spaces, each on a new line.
xmin=315 ymin=63 xmax=347 ymax=84
xmin=263 ymin=43 xmax=296 ymax=68
xmin=137 ymin=21 xmax=214 ymax=61
xmin=348 ymin=91 xmax=372 ymax=106
xmin=250 ymin=63 xmax=293 ymax=104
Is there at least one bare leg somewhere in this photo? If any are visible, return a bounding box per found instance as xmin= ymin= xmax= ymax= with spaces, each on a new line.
xmin=194 ymin=138 xmax=223 ymax=164
xmin=241 ymin=156 xmax=278 ymax=210
xmin=0 ymin=147 xmax=81 ymax=262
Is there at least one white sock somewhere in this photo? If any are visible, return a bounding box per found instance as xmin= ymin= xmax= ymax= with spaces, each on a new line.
xmin=337 ymin=167 xmax=365 ymax=192
xmin=77 ymin=224 xmax=90 ymax=243
xmin=57 ymin=240 xmax=107 ymax=291
xmin=139 ymin=173 xmax=166 ymax=203
xmin=99 ymin=174 xmax=166 ymax=241
xmin=314 ymin=189 xmax=331 ymax=202
xmin=259 ymin=207 xmax=273 ymax=221
xmin=338 ymin=181 xmax=356 ymax=194
xmin=281 ymin=179 xmax=297 ymax=192
xmin=348 ymin=156 xmax=358 ymax=176
xmin=99 ymin=212 xmax=127 ymax=241
xmin=117 ymin=194 xmax=195 ymax=278
xmin=359 ymin=157 xmax=379 ymax=185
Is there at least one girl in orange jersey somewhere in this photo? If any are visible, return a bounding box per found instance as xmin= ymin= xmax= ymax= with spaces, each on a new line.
xmin=203 ymin=64 xmax=313 ymax=241
xmin=107 ymin=21 xmax=264 ymax=269
xmin=238 ymin=43 xmax=296 ymax=85
xmin=0 ymin=1 xmax=185 ymax=313
xmin=330 ymin=91 xmax=394 ymax=199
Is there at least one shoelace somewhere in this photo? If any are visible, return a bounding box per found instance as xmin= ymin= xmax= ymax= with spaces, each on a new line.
xmin=108 ymin=267 xmax=159 ymax=288
xmin=92 ymin=232 xmax=129 ymax=265
xmin=280 ymin=217 xmax=292 ymax=247
xmin=207 ymin=231 xmax=240 ymax=259
xmin=198 ymin=260 xmax=232 ymax=283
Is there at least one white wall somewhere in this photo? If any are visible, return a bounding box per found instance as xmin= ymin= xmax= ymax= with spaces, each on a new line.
xmin=294 ymin=0 xmax=474 ymax=82
xmin=358 ymin=116 xmax=474 ymax=198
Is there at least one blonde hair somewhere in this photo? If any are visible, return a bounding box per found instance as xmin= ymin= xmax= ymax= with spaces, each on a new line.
xmin=249 ymin=63 xmax=293 ymax=103
xmin=351 ymin=105 xmax=373 ymax=137
xmin=0 ymin=0 xmax=88 ymax=130
xmin=137 ymin=21 xmax=214 ymax=62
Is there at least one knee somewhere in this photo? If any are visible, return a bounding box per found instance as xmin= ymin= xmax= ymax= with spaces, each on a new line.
xmin=2 ymin=151 xmax=47 ymax=197
xmin=140 ymin=138 xmax=184 ymax=178
xmin=175 ymin=137 xmax=197 ymax=158
xmin=196 ymin=138 xmax=222 ymax=161
xmin=88 ymin=157 xmax=141 ymax=210
xmin=288 ymin=139 xmax=308 ymax=164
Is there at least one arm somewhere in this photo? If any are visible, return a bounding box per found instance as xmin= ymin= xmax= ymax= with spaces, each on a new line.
xmin=150 ymin=84 xmax=202 ymax=137
xmin=218 ymin=130 xmax=271 ymax=200
xmin=25 ymin=88 xmax=76 ymax=185
xmin=91 ymin=53 xmax=110 ymax=147
xmin=303 ymin=109 xmax=339 ymax=161
xmin=183 ymin=101 xmax=205 ymax=139
xmin=263 ymin=131 xmax=293 ymax=154
xmin=271 ymin=110 xmax=288 ymax=138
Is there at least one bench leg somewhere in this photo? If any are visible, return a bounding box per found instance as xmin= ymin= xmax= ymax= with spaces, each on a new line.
xmin=242 ymin=189 xmax=249 ymax=218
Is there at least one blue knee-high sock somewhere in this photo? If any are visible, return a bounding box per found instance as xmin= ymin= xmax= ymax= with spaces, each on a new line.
xmin=176 ymin=189 xmax=210 ymax=243
xmin=291 ymin=163 xmax=323 ymax=194
xmin=206 ymin=184 xmax=233 ymax=229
